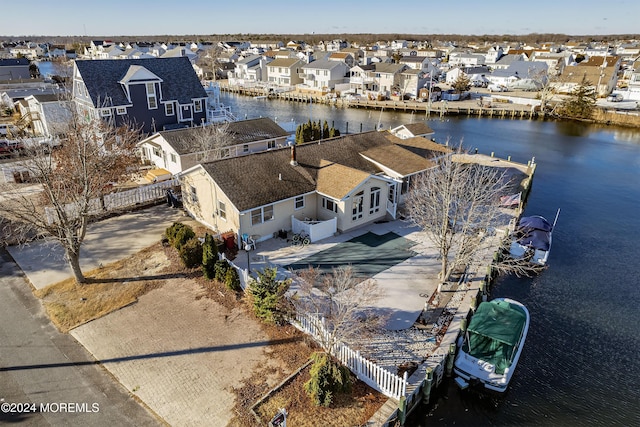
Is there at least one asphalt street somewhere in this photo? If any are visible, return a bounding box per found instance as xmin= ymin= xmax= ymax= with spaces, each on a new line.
xmin=0 ymin=248 xmax=161 ymax=426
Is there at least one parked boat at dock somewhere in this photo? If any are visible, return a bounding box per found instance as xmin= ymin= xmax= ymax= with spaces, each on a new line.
xmin=453 ymin=298 xmax=530 ymax=393
xmin=508 ymin=209 xmax=560 ymax=265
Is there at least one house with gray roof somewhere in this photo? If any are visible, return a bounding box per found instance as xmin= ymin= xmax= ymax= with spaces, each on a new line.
xmin=138 ymin=117 xmax=289 ymax=175
xmin=0 ymin=58 xmax=31 ymax=81
xmin=229 ymin=54 xmax=271 ymax=84
xmin=487 ymin=61 xmax=548 ymax=88
xmin=372 ymin=63 xmax=408 ymax=99
xmin=299 ymin=59 xmax=350 ymax=93
xmin=179 ymin=130 xmax=450 ymax=244
xmin=73 ymin=57 xmax=208 ymax=134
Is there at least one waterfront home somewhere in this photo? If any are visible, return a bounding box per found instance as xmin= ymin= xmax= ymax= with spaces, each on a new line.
xmin=298 ymin=59 xmax=350 ymax=93
xmin=266 ymin=58 xmax=304 ymax=88
xmin=229 ymin=54 xmax=271 ymax=84
xmin=348 ymin=64 xmax=376 ymax=95
xmin=446 ymin=66 xmax=490 ymax=84
xmin=179 ymin=131 xmax=448 ymax=244
xmin=553 ymin=55 xmax=620 ymax=97
xmin=373 ymin=63 xmax=408 ymax=99
xmin=138 ymin=117 xmax=289 ymax=175
xmin=486 ymin=61 xmax=548 ymax=88
xmin=397 ymin=69 xmax=429 ymax=100
xmin=73 ymin=57 xmax=208 ymax=134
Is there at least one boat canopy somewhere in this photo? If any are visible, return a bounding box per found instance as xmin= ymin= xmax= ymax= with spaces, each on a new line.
xmin=464 ymin=300 xmax=527 ymax=374
xmin=518 ymin=216 xmax=552 ymax=232
xmin=515 ymin=215 xmax=552 ymax=251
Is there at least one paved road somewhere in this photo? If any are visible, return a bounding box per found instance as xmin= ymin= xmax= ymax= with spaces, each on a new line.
xmin=0 ymin=249 xmax=161 ymax=426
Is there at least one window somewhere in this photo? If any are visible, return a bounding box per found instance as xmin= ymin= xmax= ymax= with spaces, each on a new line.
xmin=146 ymin=82 xmax=157 ymax=109
xmin=352 ymin=191 xmax=364 ymax=221
xmin=264 ymin=205 xmax=274 ymax=222
xmin=218 ymin=201 xmax=226 ymax=220
xmin=116 ymin=106 xmax=127 ymax=115
xmin=189 ymin=185 xmax=198 ymax=203
xmin=100 ymin=108 xmax=112 ymax=117
xmin=322 ymin=197 xmax=338 ymax=213
xmin=295 ymin=196 xmax=304 ymax=210
xmin=267 ymin=140 xmax=276 ymax=149
xmin=243 ymin=144 xmax=249 ymax=153
xmin=194 ymin=99 xmax=203 ymax=112
xmin=251 ymin=205 xmax=274 ymax=225
xmin=152 ymin=147 xmax=161 ymax=157
xmin=370 ymin=187 xmax=381 ymax=214
xmin=170 ymin=153 xmax=177 ymax=163
xmin=165 ymin=102 xmax=174 ymax=116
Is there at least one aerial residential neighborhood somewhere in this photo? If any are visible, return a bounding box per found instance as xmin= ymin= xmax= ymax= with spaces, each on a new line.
xmin=1 ymin=23 xmax=640 ymax=427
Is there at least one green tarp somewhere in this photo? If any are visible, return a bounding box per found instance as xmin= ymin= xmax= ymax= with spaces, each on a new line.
xmin=464 ymin=300 xmax=527 ymax=374
xmin=287 ymin=231 xmax=416 ymax=279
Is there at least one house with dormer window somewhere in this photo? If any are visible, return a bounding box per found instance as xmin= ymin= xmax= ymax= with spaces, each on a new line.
xmin=73 ymin=57 xmax=208 ymax=134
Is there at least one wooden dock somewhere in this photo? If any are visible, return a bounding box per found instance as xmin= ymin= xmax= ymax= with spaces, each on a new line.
xmin=218 ymin=82 xmax=545 ymax=120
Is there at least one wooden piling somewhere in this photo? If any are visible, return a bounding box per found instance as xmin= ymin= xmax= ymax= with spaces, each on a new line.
xmin=422 ymin=368 xmax=434 ymax=405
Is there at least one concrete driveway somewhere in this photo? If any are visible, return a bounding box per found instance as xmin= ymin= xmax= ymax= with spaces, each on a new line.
xmin=7 ymin=204 xmax=188 ymax=290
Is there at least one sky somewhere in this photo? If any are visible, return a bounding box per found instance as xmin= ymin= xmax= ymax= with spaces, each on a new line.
xmin=2 ymin=0 xmax=639 ymax=37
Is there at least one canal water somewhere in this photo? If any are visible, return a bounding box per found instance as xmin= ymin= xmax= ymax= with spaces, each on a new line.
xmin=219 ymin=92 xmax=640 ymax=426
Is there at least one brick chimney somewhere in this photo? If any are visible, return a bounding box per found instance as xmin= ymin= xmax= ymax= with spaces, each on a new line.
xmin=290 ymin=144 xmax=298 ymax=166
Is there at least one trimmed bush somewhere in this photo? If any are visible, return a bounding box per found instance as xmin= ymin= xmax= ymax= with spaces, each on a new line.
xmin=304 ymin=352 xmax=352 ymax=407
xmin=202 ymin=233 xmax=218 ymax=280
xmin=179 ymin=238 xmax=203 ymax=268
xmin=214 ymin=259 xmax=230 ymax=282
xmin=224 ymin=266 xmax=241 ymax=292
xmin=165 ymin=222 xmax=195 ymax=250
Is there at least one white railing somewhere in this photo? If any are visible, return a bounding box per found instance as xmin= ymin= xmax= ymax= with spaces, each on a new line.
xmin=44 ymin=179 xmax=179 ymax=225
xmin=294 ymin=313 xmax=408 ymax=400
xmin=291 ymin=216 xmax=337 ymax=243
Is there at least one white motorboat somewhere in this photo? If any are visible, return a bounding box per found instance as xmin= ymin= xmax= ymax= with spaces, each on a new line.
xmin=454 ymin=298 xmax=530 ymax=393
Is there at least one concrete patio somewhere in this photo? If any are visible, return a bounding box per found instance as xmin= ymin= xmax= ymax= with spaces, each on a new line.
xmin=231 ymin=218 xmax=443 ymax=331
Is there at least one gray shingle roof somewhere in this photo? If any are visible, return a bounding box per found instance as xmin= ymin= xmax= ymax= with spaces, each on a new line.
xmin=75 ymin=57 xmax=206 ymax=108
xmin=159 ymin=118 xmax=288 ymax=155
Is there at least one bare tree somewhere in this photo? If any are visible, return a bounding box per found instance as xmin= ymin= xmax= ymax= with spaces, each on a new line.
xmin=291 ymin=266 xmax=384 ymax=353
xmin=189 ymin=121 xmax=232 ymax=163
xmin=405 ymin=147 xmax=541 ymax=285
xmin=0 ymin=108 xmax=140 ymax=284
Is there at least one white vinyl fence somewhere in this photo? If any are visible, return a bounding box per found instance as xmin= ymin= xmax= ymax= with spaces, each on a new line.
xmin=45 ymin=179 xmax=179 ymax=225
xmin=294 ymin=313 xmax=408 ymax=400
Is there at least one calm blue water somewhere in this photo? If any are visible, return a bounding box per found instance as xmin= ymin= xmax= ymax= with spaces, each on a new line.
xmin=220 ymin=93 xmax=640 ymax=426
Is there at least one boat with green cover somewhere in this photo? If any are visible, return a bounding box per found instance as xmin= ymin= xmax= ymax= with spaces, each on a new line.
xmin=453 ymin=298 xmax=530 ymax=393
